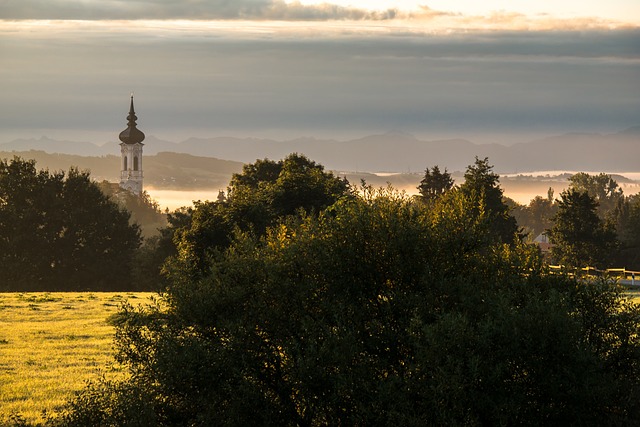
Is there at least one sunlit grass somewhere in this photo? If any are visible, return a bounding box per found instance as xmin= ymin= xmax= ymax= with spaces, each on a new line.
xmin=0 ymin=292 xmax=155 ymax=425
xmin=625 ymin=287 xmax=640 ymax=304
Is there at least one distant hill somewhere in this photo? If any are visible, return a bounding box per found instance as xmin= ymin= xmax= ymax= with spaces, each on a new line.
xmin=0 ymin=151 xmax=243 ymax=190
xmin=2 ymin=126 xmax=639 ymax=173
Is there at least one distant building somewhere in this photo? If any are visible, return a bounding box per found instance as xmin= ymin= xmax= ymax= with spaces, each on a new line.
xmin=119 ymin=95 xmax=145 ymax=195
xmin=533 ymin=232 xmax=553 ymax=257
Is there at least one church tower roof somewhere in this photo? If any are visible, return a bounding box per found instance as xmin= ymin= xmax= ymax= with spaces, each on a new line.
xmin=119 ymin=95 xmax=145 ymax=145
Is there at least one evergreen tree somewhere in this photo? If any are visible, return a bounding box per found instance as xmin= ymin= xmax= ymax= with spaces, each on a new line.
xmin=417 ymin=165 xmax=454 ymax=202
xmin=459 ymin=157 xmax=518 ymax=244
xmin=612 ymin=194 xmax=640 ymax=269
xmin=548 ymin=188 xmax=617 ymax=269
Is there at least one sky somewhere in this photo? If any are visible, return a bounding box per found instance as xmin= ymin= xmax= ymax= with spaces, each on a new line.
xmin=1 ymin=1 xmax=639 ymax=145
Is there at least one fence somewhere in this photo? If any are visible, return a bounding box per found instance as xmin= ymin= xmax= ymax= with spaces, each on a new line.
xmin=548 ymin=265 xmax=640 ymax=284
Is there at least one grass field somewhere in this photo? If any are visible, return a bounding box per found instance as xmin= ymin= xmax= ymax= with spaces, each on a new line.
xmin=0 ymin=292 xmax=155 ymax=426
xmin=626 ymin=287 xmax=640 ymax=304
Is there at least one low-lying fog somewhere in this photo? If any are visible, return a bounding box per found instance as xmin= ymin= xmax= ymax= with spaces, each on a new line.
xmin=147 ymin=171 xmax=640 ymax=211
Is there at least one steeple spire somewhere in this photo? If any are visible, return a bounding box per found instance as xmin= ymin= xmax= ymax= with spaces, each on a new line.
xmin=119 ymin=95 xmax=145 ymax=145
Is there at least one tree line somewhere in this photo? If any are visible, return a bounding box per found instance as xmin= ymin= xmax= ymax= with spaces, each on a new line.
xmin=420 ymin=163 xmax=640 ymax=270
xmin=0 ymin=157 xmax=169 ymax=292
xmin=3 ymin=154 xmax=640 ymax=291
xmin=1 ymin=154 xmax=637 ymax=425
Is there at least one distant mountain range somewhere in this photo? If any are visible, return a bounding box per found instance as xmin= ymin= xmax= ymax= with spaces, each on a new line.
xmin=2 ymin=126 xmax=639 ymax=173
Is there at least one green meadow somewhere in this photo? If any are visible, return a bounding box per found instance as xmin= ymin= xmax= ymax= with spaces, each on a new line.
xmin=0 ymin=292 xmax=155 ymax=425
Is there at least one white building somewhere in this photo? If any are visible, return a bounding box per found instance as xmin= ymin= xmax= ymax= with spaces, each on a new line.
xmin=119 ymin=95 xmax=145 ymax=195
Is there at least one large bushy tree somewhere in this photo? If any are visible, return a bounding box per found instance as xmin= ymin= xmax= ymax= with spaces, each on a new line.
xmin=0 ymin=157 xmax=141 ymax=291
xmin=54 ymin=180 xmax=640 ymax=425
xmin=167 ymin=153 xmax=352 ymax=276
xmin=569 ymin=172 xmax=623 ymax=218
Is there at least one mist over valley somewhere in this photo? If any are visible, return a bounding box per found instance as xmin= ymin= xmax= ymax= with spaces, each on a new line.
xmin=3 ymin=126 xmax=639 ymax=209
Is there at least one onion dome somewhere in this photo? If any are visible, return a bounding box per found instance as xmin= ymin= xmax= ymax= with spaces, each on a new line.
xmin=119 ymin=95 xmax=145 ymax=144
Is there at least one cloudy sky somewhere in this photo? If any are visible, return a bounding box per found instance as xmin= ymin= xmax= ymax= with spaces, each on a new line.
xmin=1 ymin=1 xmax=639 ymax=145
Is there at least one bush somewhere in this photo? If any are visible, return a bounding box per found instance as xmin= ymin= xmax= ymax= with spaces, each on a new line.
xmin=50 ymin=185 xmax=640 ymax=426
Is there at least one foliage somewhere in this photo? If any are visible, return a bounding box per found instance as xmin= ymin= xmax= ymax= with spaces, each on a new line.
xmin=510 ymin=189 xmax=557 ymax=239
xmin=459 ymin=156 xmax=519 ymax=244
xmin=417 ymin=165 xmax=454 ymax=202
xmin=96 ymin=182 xmax=167 ymax=238
xmin=106 ymin=204 xmax=192 ymax=293
xmin=524 ymin=192 xmax=557 ymax=237
xmin=569 ymin=172 xmax=623 ymax=219
xmin=166 ymin=153 xmax=352 ymax=277
xmin=614 ymin=194 xmax=640 ymax=269
xmin=548 ymin=189 xmax=618 ymax=269
xmin=227 ymin=153 xmax=351 ymax=232
xmin=54 ymin=185 xmax=640 ymax=426
xmin=0 ymin=157 xmax=141 ymax=291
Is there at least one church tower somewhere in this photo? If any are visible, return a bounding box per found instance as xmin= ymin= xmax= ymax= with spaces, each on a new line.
xmin=119 ymin=95 xmax=145 ymax=195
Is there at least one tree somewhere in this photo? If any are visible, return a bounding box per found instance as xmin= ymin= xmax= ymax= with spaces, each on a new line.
xmin=168 ymin=153 xmax=352 ymax=277
xmin=0 ymin=157 xmax=141 ymax=291
xmin=514 ymin=189 xmax=557 ymax=238
xmin=569 ymin=172 xmax=624 ymax=219
xmin=613 ymin=194 xmax=640 ymax=269
xmin=97 ymin=181 xmax=167 ymax=238
xmin=0 ymin=157 xmax=64 ymax=288
xmin=132 ymin=206 xmax=195 ymax=291
xmin=548 ymin=189 xmax=617 ymax=269
xmin=55 ymin=185 xmax=640 ymax=426
xmin=459 ymin=157 xmax=519 ymax=244
xmin=417 ymin=165 xmax=454 ymax=202
xmin=227 ymin=153 xmax=351 ymax=231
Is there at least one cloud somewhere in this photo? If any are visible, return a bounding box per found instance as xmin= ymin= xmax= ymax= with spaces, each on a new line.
xmin=0 ymin=0 xmax=635 ymax=30
xmin=0 ymin=0 xmax=398 ymax=21
xmin=1 ymin=19 xmax=638 ymax=143
xmin=403 ymin=5 xmax=632 ymax=31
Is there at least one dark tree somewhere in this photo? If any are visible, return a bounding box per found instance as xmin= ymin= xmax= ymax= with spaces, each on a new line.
xmin=459 ymin=156 xmax=519 ymax=244
xmin=132 ymin=206 xmax=195 ymax=291
xmin=227 ymin=153 xmax=351 ymax=231
xmin=168 ymin=153 xmax=352 ymax=277
xmin=548 ymin=188 xmax=617 ymax=269
xmin=417 ymin=165 xmax=454 ymax=202
xmin=0 ymin=157 xmax=141 ymax=291
xmin=612 ymin=194 xmax=640 ymax=269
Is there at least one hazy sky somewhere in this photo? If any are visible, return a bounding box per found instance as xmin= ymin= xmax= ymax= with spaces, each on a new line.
xmin=1 ymin=1 xmax=639 ymax=144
